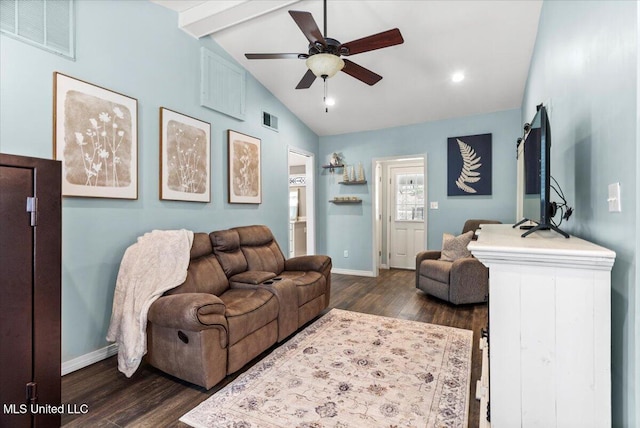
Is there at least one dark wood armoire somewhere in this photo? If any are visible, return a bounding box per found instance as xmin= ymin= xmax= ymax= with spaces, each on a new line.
xmin=0 ymin=153 xmax=61 ymax=428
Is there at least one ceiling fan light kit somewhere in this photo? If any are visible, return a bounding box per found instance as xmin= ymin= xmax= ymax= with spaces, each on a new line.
xmin=306 ymin=53 xmax=345 ymax=78
xmin=244 ymin=0 xmax=404 ymax=100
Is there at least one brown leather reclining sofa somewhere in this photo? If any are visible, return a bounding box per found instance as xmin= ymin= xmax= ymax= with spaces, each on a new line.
xmin=145 ymin=225 xmax=332 ymax=389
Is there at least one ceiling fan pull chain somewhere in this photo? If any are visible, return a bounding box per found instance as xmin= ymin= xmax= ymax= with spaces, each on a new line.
xmin=323 ymin=76 xmax=329 ymax=113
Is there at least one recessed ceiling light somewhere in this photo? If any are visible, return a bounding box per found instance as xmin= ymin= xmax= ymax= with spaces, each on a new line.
xmin=452 ymin=72 xmax=465 ymax=83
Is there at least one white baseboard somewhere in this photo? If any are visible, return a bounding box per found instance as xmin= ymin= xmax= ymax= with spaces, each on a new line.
xmin=62 ymin=343 xmax=118 ymax=376
xmin=331 ymin=268 xmax=376 ymax=277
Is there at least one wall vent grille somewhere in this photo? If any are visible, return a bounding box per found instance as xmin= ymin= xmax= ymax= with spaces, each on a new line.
xmin=200 ymin=47 xmax=246 ymax=121
xmin=1 ymin=0 xmax=75 ymax=59
xmin=262 ymin=111 xmax=278 ymax=131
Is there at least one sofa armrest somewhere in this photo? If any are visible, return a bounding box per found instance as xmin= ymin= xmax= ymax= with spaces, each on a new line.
xmin=416 ymin=250 xmax=441 ymax=286
xmin=451 ymin=257 xmax=487 ymax=277
xmin=148 ymin=293 xmax=227 ymax=332
xmin=416 ymin=250 xmax=441 ymax=265
xmin=449 ymin=257 xmax=489 ymax=303
xmin=229 ymin=270 xmax=276 ymax=286
xmin=285 ymin=255 xmax=331 ymax=273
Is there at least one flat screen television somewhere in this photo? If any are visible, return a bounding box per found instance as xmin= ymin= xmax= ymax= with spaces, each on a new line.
xmin=514 ymin=104 xmax=568 ymax=238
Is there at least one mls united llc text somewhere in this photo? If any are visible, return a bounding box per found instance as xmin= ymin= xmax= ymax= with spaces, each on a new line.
xmin=3 ymin=403 xmax=89 ymax=415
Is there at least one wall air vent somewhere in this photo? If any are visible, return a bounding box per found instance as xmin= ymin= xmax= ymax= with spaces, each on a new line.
xmin=0 ymin=0 xmax=75 ymax=59
xmin=262 ymin=111 xmax=278 ymax=132
xmin=200 ymin=47 xmax=246 ymax=121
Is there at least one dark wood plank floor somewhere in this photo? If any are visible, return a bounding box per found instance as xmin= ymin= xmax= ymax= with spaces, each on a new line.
xmin=61 ymin=269 xmax=487 ymax=427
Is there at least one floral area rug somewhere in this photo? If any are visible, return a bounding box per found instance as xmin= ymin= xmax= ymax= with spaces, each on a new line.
xmin=180 ymin=309 xmax=473 ymax=428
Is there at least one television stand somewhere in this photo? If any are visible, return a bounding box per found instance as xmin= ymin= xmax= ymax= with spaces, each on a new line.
xmin=469 ymin=224 xmax=615 ymax=427
xmin=513 ymin=218 xmax=569 ymax=238
xmin=513 ymin=217 xmax=531 ymax=228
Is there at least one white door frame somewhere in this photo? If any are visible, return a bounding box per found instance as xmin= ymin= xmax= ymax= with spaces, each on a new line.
xmin=288 ymin=147 xmax=316 ymax=255
xmin=371 ymin=155 xmax=426 ymax=276
xmin=374 ymin=162 xmax=384 ymax=272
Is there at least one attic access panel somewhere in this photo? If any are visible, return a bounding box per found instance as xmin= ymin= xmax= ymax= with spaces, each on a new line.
xmin=201 ymin=47 xmax=246 ymax=121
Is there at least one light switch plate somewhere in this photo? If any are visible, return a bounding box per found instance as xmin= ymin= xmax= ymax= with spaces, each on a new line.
xmin=430 ymin=201 xmax=438 ymax=209
xmin=608 ymin=182 xmax=621 ymax=212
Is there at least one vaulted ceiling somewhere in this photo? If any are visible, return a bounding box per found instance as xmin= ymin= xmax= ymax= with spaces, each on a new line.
xmin=153 ymin=0 xmax=542 ymax=136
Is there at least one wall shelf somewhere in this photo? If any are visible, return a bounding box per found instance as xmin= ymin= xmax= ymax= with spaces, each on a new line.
xmin=338 ymin=180 xmax=367 ymax=185
xmin=329 ymin=199 xmax=362 ymax=204
xmin=322 ymin=164 xmax=344 ymax=173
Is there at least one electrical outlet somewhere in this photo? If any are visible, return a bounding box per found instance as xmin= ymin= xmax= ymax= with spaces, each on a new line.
xmin=343 ymin=250 xmax=349 ymax=258
xmin=430 ymin=201 xmax=438 ymax=209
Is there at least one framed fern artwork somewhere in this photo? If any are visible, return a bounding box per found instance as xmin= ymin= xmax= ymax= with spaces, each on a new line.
xmin=447 ymin=133 xmax=492 ymax=196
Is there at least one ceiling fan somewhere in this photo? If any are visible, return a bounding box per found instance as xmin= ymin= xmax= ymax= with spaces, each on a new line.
xmin=244 ymin=0 xmax=404 ymax=89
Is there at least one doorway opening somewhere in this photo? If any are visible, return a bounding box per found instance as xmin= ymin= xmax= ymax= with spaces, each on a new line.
xmin=372 ymin=156 xmax=426 ymax=276
xmin=288 ymin=148 xmax=316 ymax=257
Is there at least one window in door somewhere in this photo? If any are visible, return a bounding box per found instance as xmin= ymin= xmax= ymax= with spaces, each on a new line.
xmin=395 ymin=173 xmax=424 ymax=221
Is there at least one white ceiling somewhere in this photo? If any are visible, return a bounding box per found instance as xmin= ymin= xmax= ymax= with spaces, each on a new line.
xmin=153 ymin=0 xmax=542 ymax=137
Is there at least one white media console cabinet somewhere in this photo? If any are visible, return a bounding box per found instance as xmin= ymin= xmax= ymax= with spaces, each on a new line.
xmin=469 ymin=224 xmax=616 ymax=427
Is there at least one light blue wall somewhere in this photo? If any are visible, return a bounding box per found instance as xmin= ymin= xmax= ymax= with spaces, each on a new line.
xmin=0 ymin=0 xmax=319 ymax=363
xmin=522 ymin=1 xmax=637 ymax=426
xmin=318 ymin=109 xmax=521 ymax=272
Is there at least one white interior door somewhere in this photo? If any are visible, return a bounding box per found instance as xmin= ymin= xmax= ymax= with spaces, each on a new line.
xmin=389 ymin=165 xmax=425 ymax=269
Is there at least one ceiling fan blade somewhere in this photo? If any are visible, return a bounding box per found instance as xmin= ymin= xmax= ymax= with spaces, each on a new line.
xmin=245 ymin=53 xmax=307 ymax=60
xmin=295 ymin=69 xmax=317 ymax=89
xmin=341 ymin=28 xmax=404 ymax=56
xmin=289 ymin=10 xmax=327 ymax=48
xmin=341 ymin=59 xmax=382 ymax=86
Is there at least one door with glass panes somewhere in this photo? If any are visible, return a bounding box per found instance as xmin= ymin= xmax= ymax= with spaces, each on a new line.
xmin=389 ymin=165 xmax=425 ymax=269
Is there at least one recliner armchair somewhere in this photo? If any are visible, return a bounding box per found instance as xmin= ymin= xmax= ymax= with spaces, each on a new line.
xmin=416 ymin=219 xmax=501 ymax=305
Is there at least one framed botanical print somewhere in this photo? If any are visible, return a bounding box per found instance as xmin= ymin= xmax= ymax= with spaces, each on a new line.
xmin=159 ymin=108 xmax=211 ymax=202
xmin=447 ymin=133 xmax=492 ymax=196
xmin=54 ymin=72 xmax=138 ymax=199
xmin=227 ymin=130 xmax=261 ymax=204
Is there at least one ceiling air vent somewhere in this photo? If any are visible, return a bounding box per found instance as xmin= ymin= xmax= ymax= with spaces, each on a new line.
xmin=1 ymin=0 xmax=75 ymax=59
xmin=262 ymin=111 xmax=278 ymax=132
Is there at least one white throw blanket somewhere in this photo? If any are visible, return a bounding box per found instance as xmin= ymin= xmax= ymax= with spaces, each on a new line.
xmin=106 ymin=229 xmax=194 ymax=377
